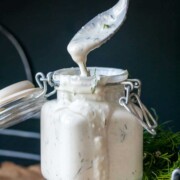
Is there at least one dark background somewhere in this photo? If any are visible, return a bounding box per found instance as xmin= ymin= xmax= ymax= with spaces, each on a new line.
xmin=0 ymin=0 xmax=179 ymax=165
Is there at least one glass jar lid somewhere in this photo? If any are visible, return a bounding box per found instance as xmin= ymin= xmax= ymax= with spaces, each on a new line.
xmin=0 ymin=81 xmax=46 ymax=129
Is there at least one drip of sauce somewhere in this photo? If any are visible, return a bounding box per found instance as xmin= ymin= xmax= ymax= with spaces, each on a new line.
xmin=65 ymin=1 xmax=129 ymax=179
xmin=67 ymin=0 xmax=129 ymax=76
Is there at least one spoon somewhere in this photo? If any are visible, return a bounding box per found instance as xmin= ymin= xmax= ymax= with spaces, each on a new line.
xmin=67 ymin=0 xmax=129 ymax=76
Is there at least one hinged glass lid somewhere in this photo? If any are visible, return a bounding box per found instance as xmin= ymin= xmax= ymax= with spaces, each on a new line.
xmin=0 ymin=81 xmax=46 ymax=129
xmin=0 ymin=24 xmax=46 ymax=129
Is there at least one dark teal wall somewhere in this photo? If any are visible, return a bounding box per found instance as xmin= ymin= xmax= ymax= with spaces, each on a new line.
xmin=0 ymin=0 xmax=179 ymax=132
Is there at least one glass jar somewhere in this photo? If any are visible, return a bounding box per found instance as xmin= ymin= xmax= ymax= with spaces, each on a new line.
xmin=0 ymin=67 xmax=157 ymax=179
xmin=40 ymin=67 xmax=154 ymax=180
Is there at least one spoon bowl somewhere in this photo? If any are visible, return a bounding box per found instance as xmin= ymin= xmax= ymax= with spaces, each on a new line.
xmin=67 ymin=0 xmax=129 ymax=76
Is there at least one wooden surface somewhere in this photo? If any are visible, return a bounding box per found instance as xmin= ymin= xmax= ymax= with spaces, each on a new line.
xmin=0 ymin=162 xmax=44 ymax=180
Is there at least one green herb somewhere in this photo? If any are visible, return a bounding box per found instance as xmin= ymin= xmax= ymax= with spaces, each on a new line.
xmin=91 ymin=69 xmax=98 ymax=94
xmin=94 ymin=68 xmax=97 ymax=76
xmin=103 ymin=24 xmax=110 ymax=29
xmin=91 ymin=86 xmax=96 ymax=94
xmin=143 ymin=118 xmax=180 ymax=179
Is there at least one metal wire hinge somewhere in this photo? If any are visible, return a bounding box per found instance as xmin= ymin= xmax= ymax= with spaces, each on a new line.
xmin=35 ymin=72 xmax=57 ymax=98
xmin=119 ymin=79 xmax=158 ymax=135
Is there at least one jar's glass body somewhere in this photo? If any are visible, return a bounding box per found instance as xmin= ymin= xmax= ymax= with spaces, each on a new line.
xmin=41 ymin=68 xmax=143 ymax=180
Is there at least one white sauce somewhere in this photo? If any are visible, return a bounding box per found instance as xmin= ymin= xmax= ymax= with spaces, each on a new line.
xmin=41 ymin=82 xmax=143 ymax=180
xmin=67 ymin=0 xmax=129 ymax=76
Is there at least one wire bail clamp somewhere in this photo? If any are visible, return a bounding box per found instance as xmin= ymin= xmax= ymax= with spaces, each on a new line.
xmin=119 ymin=79 xmax=157 ymax=135
xmin=35 ymin=72 xmax=57 ymax=98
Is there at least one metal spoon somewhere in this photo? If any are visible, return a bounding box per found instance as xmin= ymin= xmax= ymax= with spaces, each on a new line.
xmin=68 ymin=0 xmax=129 ymax=76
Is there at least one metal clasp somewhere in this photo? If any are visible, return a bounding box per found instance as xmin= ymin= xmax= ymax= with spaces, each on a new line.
xmin=35 ymin=72 xmax=57 ymax=98
xmin=119 ymin=79 xmax=157 ymax=135
xmin=120 ymin=81 xmax=133 ymax=104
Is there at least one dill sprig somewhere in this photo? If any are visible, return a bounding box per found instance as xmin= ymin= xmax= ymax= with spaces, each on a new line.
xmin=143 ymin=121 xmax=180 ymax=179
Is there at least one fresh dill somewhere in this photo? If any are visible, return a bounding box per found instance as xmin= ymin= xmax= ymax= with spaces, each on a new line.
xmin=103 ymin=24 xmax=110 ymax=29
xmin=143 ymin=121 xmax=180 ymax=179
